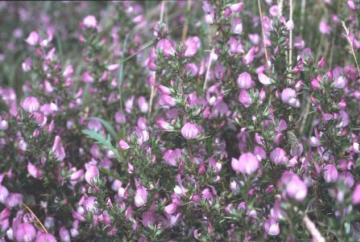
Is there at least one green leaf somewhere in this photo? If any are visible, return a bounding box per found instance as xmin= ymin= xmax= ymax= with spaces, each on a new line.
xmin=89 ymin=117 xmax=117 ymax=140
xmin=82 ymin=129 xmax=122 ymax=162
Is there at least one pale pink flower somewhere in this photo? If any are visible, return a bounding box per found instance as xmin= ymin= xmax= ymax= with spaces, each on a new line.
xmin=21 ymin=96 xmax=40 ymax=113
xmin=134 ymin=185 xmax=148 ymax=207
xmin=83 ymin=15 xmax=97 ymax=28
xmin=231 ymin=152 xmax=259 ymax=175
xmin=181 ymin=122 xmax=201 ymax=140
xmin=51 ymin=136 xmax=65 ymax=161
xmin=237 ymin=72 xmax=254 ymax=89
xmin=25 ymin=31 xmax=39 ymax=46
xmin=184 ymin=36 xmax=201 ymax=57
xmin=352 ymin=184 xmax=360 ymax=204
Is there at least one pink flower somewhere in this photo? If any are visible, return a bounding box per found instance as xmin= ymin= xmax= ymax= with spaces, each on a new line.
xmin=181 ymin=122 xmax=201 ymax=140
xmin=238 ymin=89 xmax=252 ymax=108
xmin=51 ymin=136 xmax=65 ymax=161
xmin=25 ymin=31 xmax=39 ymax=46
xmin=319 ymin=20 xmax=331 ymax=35
xmin=35 ymin=232 xmax=57 ymax=242
xmin=134 ymin=185 xmax=148 ymax=207
xmin=184 ymin=36 xmax=201 ymax=57
xmin=59 ymin=227 xmax=70 ymax=242
xmin=163 ymin=149 xmax=182 ymax=166
xmin=281 ymin=88 xmax=300 ymax=107
xmin=27 ymin=162 xmax=42 ymax=179
xmin=15 ymin=223 xmax=36 ymax=242
xmin=264 ymin=218 xmax=280 ymax=236
xmin=282 ymin=172 xmax=307 ymax=201
xmin=237 ymin=72 xmax=254 ymax=89
xmin=157 ymin=39 xmax=176 ymax=57
xmin=352 ymin=184 xmax=360 ymax=204
xmin=258 ymin=73 xmax=272 ymax=86
xmin=270 ymin=148 xmax=288 ymax=165
xmin=332 ymin=75 xmax=347 ymax=89
xmin=118 ymin=139 xmax=130 ymax=150
xmin=85 ymin=164 xmax=99 ymax=185
xmin=0 ymin=185 xmax=9 ymax=203
xmin=83 ymin=15 xmax=97 ymax=28
xmin=21 ymin=96 xmax=40 ymax=113
xmin=5 ymin=193 xmax=23 ymax=208
xmin=231 ymin=152 xmax=259 ymax=175
xmin=323 ymin=164 xmax=338 ymax=183
xmin=231 ymin=18 xmax=243 ymax=34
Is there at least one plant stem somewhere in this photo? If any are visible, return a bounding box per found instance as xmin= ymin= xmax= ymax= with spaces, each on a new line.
xmin=257 ymin=0 xmax=270 ymax=67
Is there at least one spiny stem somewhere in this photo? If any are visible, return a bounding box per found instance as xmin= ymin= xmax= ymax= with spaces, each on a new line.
xmin=303 ymin=215 xmax=326 ymax=242
xmin=23 ymin=203 xmax=48 ymax=233
xmin=341 ymin=21 xmax=360 ymax=77
xmin=257 ymin=0 xmax=270 ymax=67
xmin=203 ymin=48 xmax=215 ymax=91
xmin=278 ymin=0 xmax=284 ymax=16
xmin=181 ymin=0 xmax=192 ymax=42
xmin=289 ymin=0 xmax=294 ymax=68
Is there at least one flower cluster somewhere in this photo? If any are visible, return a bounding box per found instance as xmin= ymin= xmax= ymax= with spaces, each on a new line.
xmin=0 ymin=1 xmax=359 ymax=241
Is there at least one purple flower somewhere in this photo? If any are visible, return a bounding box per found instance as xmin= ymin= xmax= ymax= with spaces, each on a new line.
xmin=51 ymin=136 xmax=65 ymax=161
xmin=35 ymin=232 xmax=57 ymax=242
xmin=134 ymin=185 xmax=148 ymax=207
xmin=258 ymin=73 xmax=272 ymax=86
xmin=281 ymin=88 xmax=299 ymax=107
xmin=83 ymin=15 xmax=97 ymax=28
xmin=25 ymin=31 xmax=39 ymax=46
xmin=27 ymin=162 xmax=42 ymax=179
xmin=264 ymin=218 xmax=280 ymax=236
xmin=231 ymin=152 xmax=259 ymax=175
xmin=323 ymin=164 xmax=338 ymax=183
xmin=231 ymin=18 xmax=243 ymax=34
xmin=238 ymin=89 xmax=252 ymax=108
xmin=85 ymin=164 xmax=99 ymax=185
xmin=157 ymin=39 xmax=176 ymax=57
xmin=14 ymin=223 xmax=36 ymax=242
xmin=59 ymin=227 xmax=70 ymax=242
xmin=21 ymin=96 xmax=40 ymax=113
xmin=5 ymin=193 xmax=23 ymax=208
xmin=237 ymin=72 xmax=254 ymax=89
xmin=181 ymin=122 xmax=201 ymax=140
xmin=282 ymin=172 xmax=307 ymax=201
xmin=118 ymin=139 xmax=130 ymax=150
xmin=163 ymin=149 xmax=182 ymax=166
xmin=270 ymin=148 xmax=288 ymax=165
xmin=184 ymin=36 xmax=201 ymax=57
xmin=352 ymin=184 xmax=360 ymax=204
xmin=0 ymin=185 xmax=9 ymax=204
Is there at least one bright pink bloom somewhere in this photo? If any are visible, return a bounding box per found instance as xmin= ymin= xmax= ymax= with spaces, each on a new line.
xmin=352 ymin=184 xmax=360 ymax=204
xmin=15 ymin=223 xmax=36 ymax=242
